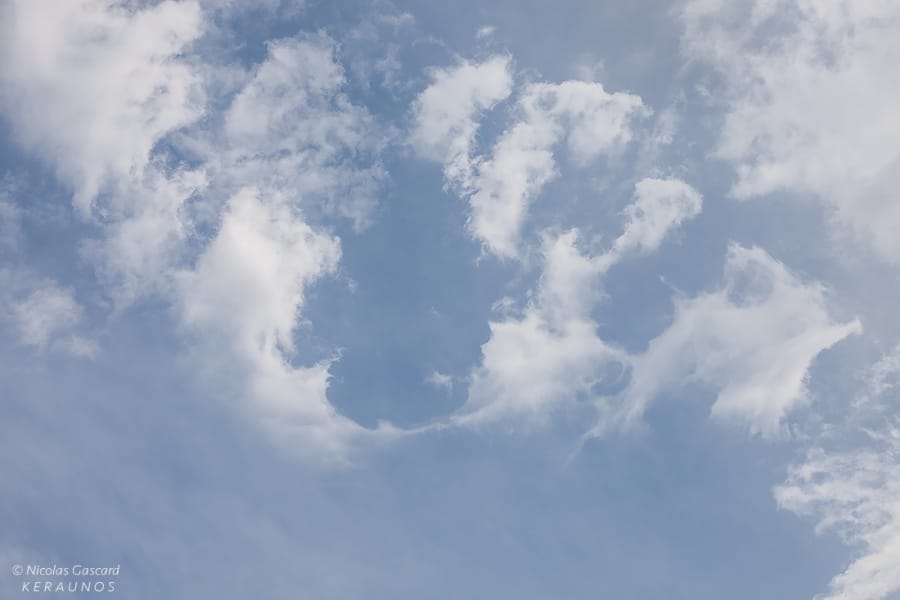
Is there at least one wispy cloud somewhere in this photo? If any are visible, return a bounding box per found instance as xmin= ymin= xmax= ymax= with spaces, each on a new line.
xmin=604 ymin=244 xmax=861 ymax=437
xmin=426 ymin=370 xmax=454 ymax=392
xmin=412 ymin=62 xmax=646 ymax=259
xmin=216 ymin=33 xmax=388 ymax=229
xmin=776 ymin=344 xmax=900 ymax=599
xmin=458 ymin=178 xmax=702 ymax=428
xmin=0 ymin=272 xmax=97 ymax=358
xmin=0 ymin=0 xmax=204 ymax=215
xmin=681 ymin=0 xmax=900 ymax=263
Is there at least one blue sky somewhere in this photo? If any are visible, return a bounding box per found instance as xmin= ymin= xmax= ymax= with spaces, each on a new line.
xmin=1 ymin=1 xmax=900 ymax=598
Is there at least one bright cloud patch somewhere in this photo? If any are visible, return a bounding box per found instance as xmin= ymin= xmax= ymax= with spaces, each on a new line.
xmin=611 ymin=177 xmax=702 ymax=257
xmin=681 ymin=0 xmax=900 ymax=262
xmin=776 ymin=345 xmax=900 ymax=600
xmin=609 ymin=244 xmax=861 ymax=436
xmin=0 ymin=0 xmax=204 ymax=215
xmin=409 ymin=55 xmax=513 ymax=183
xmin=179 ymin=189 xmax=367 ymax=459
xmin=180 ymin=189 xmax=341 ymax=362
xmin=459 ymin=230 xmax=622 ymax=427
xmin=466 ymin=81 xmax=645 ymax=258
xmin=778 ymin=438 xmax=900 ymax=600
xmin=411 ymin=61 xmax=645 ymax=259
xmin=459 ymin=178 xmax=701 ymax=428
xmin=0 ymin=3 xmax=392 ymax=458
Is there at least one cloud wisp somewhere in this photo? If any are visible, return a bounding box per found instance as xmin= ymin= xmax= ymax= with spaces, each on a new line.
xmin=600 ymin=244 xmax=862 ymax=437
xmin=411 ymin=58 xmax=646 ymax=259
xmin=776 ymin=345 xmax=900 ymax=600
xmin=457 ymin=177 xmax=702 ymax=429
xmin=681 ymin=0 xmax=900 ymax=263
xmin=0 ymin=0 xmax=205 ymax=216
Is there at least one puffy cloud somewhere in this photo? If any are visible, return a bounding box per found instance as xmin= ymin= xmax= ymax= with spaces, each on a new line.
xmin=611 ymin=178 xmax=702 ymax=257
xmin=0 ymin=2 xmax=390 ymax=457
xmin=458 ymin=178 xmax=701 ymax=427
xmin=459 ymin=230 xmax=621 ymax=427
xmin=0 ymin=0 xmax=205 ymax=215
xmin=412 ymin=62 xmax=646 ymax=259
xmin=775 ymin=345 xmax=900 ymax=600
xmin=82 ymin=32 xmax=386 ymax=304
xmin=0 ymin=0 xmax=211 ymax=304
xmin=467 ymin=81 xmax=645 ymax=258
xmin=681 ymin=0 xmax=900 ymax=262
xmin=409 ymin=56 xmax=513 ymax=186
xmin=160 ymin=37 xmax=393 ymax=456
xmin=172 ymin=36 xmax=392 ymax=455
xmin=178 ymin=189 xmax=373 ymax=459
xmin=180 ymin=189 xmax=340 ymax=357
xmin=607 ymin=244 xmax=861 ymax=437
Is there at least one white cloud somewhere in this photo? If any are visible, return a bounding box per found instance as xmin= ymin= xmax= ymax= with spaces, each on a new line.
xmin=605 ymin=244 xmax=861 ymax=437
xmin=611 ymin=177 xmax=702 ymax=257
xmin=469 ymin=80 xmax=646 ymax=258
xmin=681 ymin=0 xmax=900 ymax=262
xmin=11 ymin=284 xmax=82 ymax=348
xmin=409 ymin=56 xmax=513 ymax=186
xmin=778 ymin=438 xmax=900 ymax=600
xmin=0 ymin=273 xmax=97 ymax=357
xmin=217 ymin=34 xmax=386 ymax=229
xmin=178 ymin=189 xmax=372 ymax=459
xmin=160 ymin=36 xmax=394 ymax=457
xmin=426 ymin=370 xmax=454 ymax=392
xmin=0 ymin=1 xmax=211 ymax=305
xmin=0 ymin=0 xmax=205 ymax=215
xmin=413 ymin=65 xmax=646 ymax=259
xmin=180 ymin=189 xmax=340 ymax=357
xmin=84 ymin=168 xmax=208 ymax=307
xmin=79 ymin=32 xmax=386 ymax=305
xmin=457 ymin=178 xmax=701 ymax=427
xmin=775 ymin=345 xmax=900 ymax=600
xmin=0 ymin=3 xmax=393 ymax=457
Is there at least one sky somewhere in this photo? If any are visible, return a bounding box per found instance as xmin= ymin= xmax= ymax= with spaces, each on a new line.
xmin=1 ymin=0 xmax=899 ymax=598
